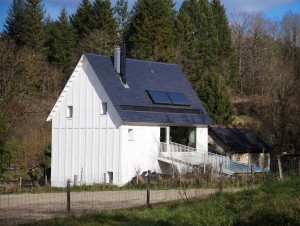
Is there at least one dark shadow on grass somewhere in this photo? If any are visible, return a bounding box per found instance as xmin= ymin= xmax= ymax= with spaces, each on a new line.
xmin=234 ymin=211 xmax=300 ymax=226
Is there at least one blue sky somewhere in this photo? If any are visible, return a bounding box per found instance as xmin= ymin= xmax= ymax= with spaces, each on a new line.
xmin=0 ymin=0 xmax=300 ymax=31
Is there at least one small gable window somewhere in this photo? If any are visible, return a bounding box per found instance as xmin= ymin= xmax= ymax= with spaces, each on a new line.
xmin=128 ymin=129 xmax=134 ymax=141
xmin=67 ymin=106 xmax=73 ymax=118
xmin=101 ymin=102 xmax=107 ymax=115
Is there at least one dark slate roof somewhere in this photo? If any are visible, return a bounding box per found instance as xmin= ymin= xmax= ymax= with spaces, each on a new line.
xmin=209 ymin=126 xmax=270 ymax=153
xmin=85 ymin=53 xmax=212 ymax=125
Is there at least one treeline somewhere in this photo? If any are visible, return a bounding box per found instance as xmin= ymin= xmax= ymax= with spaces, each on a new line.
xmin=0 ymin=0 xmax=299 ymax=172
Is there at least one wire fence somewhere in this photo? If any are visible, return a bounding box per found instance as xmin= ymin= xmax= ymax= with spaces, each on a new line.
xmin=0 ymin=156 xmax=299 ymax=226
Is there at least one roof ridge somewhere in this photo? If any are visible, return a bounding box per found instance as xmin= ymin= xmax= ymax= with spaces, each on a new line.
xmin=84 ymin=52 xmax=178 ymax=66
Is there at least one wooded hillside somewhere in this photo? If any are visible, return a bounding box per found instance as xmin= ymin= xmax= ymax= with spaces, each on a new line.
xmin=0 ymin=0 xmax=299 ymax=172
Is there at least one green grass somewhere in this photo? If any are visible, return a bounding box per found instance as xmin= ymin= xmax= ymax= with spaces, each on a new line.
xmin=30 ymin=179 xmax=300 ymax=226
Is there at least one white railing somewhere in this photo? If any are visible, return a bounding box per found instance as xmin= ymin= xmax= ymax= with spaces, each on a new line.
xmin=159 ymin=142 xmax=257 ymax=174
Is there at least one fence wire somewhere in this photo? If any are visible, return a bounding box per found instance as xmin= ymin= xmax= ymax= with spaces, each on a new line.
xmin=0 ymin=158 xmax=299 ymax=226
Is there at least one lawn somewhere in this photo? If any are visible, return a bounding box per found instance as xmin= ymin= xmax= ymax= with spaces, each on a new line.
xmin=31 ymin=179 xmax=300 ymax=226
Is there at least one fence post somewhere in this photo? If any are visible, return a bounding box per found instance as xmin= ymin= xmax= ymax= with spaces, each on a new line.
xmin=298 ymin=159 xmax=300 ymax=177
xmin=74 ymin=175 xmax=78 ymax=186
xmin=277 ymin=155 xmax=283 ymax=180
xmin=136 ymin=171 xmax=139 ymax=185
xmin=251 ymin=164 xmax=255 ymax=183
xmin=19 ymin=177 xmax=22 ymax=188
xmin=219 ymin=163 xmax=223 ymax=193
xmin=147 ymin=170 xmax=151 ymax=208
xmin=66 ymin=179 xmax=71 ymax=217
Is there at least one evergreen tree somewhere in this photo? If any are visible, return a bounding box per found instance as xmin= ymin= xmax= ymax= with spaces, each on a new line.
xmin=79 ymin=0 xmax=119 ymax=55
xmin=196 ymin=68 xmax=234 ymax=124
xmin=70 ymin=0 xmax=95 ymax=38
xmin=175 ymin=9 xmax=199 ymax=85
xmin=211 ymin=0 xmax=236 ymax=85
xmin=125 ymin=0 xmax=176 ymax=62
xmin=180 ymin=0 xmax=220 ymax=70
xmin=20 ymin=0 xmax=45 ymax=51
xmin=114 ymin=0 xmax=129 ymax=37
xmin=176 ymin=0 xmax=234 ymax=124
xmin=93 ymin=0 xmax=118 ymax=31
xmin=45 ymin=8 xmax=76 ymax=70
xmin=3 ymin=0 xmax=25 ymax=45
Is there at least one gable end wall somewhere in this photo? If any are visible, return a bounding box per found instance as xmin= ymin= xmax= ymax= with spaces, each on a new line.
xmin=51 ymin=58 xmax=122 ymax=187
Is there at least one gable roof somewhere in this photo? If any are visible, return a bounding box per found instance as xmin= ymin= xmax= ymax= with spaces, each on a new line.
xmin=85 ymin=53 xmax=212 ymax=126
xmin=209 ymin=126 xmax=270 ymax=153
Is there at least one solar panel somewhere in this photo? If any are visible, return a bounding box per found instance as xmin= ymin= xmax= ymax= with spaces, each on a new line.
xmin=147 ymin=90 xmax=191 ymax=106
xmin=167 ymin=92 xmax=190 ymax=105
xmin=147 ymin=90 xmax=172 ymax=104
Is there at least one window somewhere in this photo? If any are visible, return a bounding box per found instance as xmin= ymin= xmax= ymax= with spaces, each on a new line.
xmin=67 ymin=106 xmax=73 ymax=118
xmin=128 ymin=129 xmax=134 ymax=141
xmin=101 ymin=102 xmax=107 ymax=115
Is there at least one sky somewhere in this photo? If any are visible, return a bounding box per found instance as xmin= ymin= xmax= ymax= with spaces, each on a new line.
xmin=0 ymin=0 xmax=300 ymax=32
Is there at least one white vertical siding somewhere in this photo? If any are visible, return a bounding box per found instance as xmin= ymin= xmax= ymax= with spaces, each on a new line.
xmin=119 ymin=125 xmax=161 ymax=185
xmin=51 ymin=59 xmax=122 ymax=187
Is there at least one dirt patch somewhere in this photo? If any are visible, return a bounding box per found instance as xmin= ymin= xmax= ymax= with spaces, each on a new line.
xmin=0 ymin=188 xmax=240 ymax=225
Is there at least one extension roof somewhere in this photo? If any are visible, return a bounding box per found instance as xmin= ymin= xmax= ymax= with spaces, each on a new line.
xmin=209 ymin=126 xmax=270 ymax=153
xmin=85 ymin=53 xmax=212 ymax=126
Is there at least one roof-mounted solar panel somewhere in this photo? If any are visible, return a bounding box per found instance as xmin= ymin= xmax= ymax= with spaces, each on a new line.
xmin=147 ymin=90 xmax=172 ymax=104
xmin=167 ymin=92 xmax=190 ymax=105
xmin=147 ymin=90 xmax=190 ymax=106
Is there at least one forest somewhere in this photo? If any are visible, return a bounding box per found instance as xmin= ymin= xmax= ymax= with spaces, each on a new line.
xmin=0 ymin=0 xmax=299 ymax=174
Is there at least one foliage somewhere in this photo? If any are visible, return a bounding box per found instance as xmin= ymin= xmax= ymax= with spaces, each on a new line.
xmin=79 ymin=29 xmax=119 ymax=55
xmin=20 ymin=0 xmax=45 ymax=51
xmin=114 ymin=0 xmax=129 ymax=37
xmin=176 ymin=0 xmax=234 ymax=124
xmin=16 ymin=127 xmax=51 ymax=170
xmin=3 ymin=0 xmax=25 ymax=45
xmin=211 ymin=0 xmax=237 ymax=85
xmin=45 ymin=8 xmax=76 ymax=70
xmin=125 ymin=0 xmax=176 ymax=62
xmin=0 ymin=112 xmax=13 ymax=169
xmin=197 ymin=68 xmax=234 ymax=124
xmin=70 ymin=0 xmax=95 ymax=37
xmin=93 ymin=0 xmax=118 ymax=33
xmin=180 ymin=0 xmax=220 ymax=70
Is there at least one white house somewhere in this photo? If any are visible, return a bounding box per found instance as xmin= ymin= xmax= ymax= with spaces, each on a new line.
xmin=46 ymin=47 xmax=214 ymax=187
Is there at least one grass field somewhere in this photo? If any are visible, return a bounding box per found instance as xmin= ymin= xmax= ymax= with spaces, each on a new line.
xmin=32 ymin=179 xmax=300 ymax=226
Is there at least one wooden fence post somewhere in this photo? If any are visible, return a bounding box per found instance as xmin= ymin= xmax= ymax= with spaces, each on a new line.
xmin=19 ymin=177 xmax=22 ymax=188
xmin=219 ymin=163 xmax=223 ymax=193
xmin=147 ymin=170 xmax=151 ymax=208
xmin=277 ymin=155 xmax=283 ymax=180
xmin=67 ymin=179 xmax=71 ymax=217
xmin=136 ymin=171 xmax=139 ymax=185
xmin=251 ymin=164 xmax=255 ymax=183
xmin=298 ymin=160 xmax=300 ymax=177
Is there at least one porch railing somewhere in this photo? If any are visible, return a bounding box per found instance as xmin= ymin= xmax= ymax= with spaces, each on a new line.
xmin=159 ymin=142 xmax=258 ymax=174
